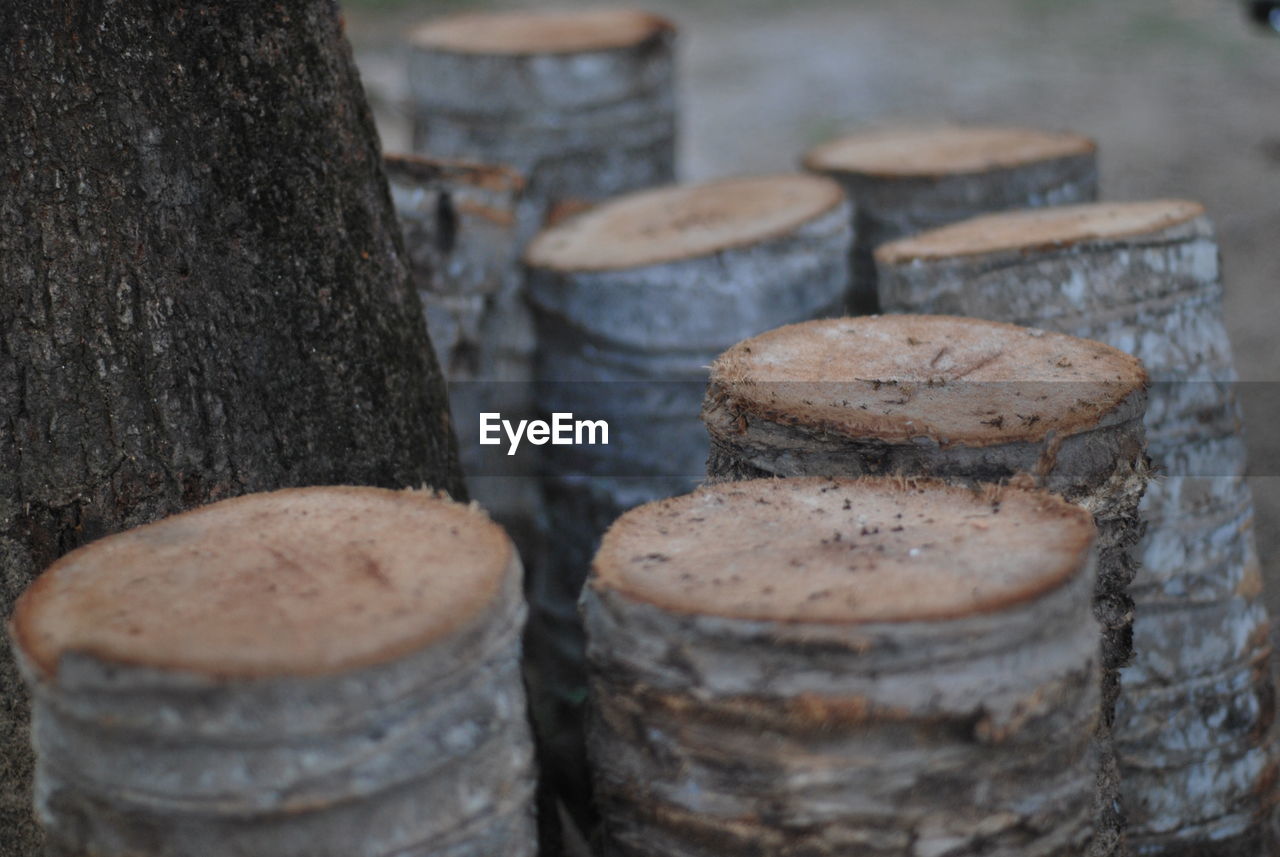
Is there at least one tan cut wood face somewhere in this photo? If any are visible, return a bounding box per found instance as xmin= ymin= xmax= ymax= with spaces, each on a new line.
xmin=12 ymin=487 xmax=514 ymax=680
xmin=709 ymin=315 xmax=1146 ymax=445
xmin=803 ymin=124 xmax=1095 ymax=178
xmin=593 ymin=477 xmax=1094 ymax=623
xmin=524 ymin=174 xmax=845 ymax=272
xmin=875 ymin=199 xmax=1206 ymax=264
xmin=410 ymin=9 xmax=672 ymax=55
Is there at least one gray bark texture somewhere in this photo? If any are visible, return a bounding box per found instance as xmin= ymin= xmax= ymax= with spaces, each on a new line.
xmin=407 ymin=11 xmax=677 ymax=223
xmin=11 ymin=489 xmax=536 ymax=857
xmin=702 ymin=316 xmax=1151 ymax=856
xmin=524 ymin=177 xmax=852 ymax=825
xmin=384 ymin=153 xmax=542 ymax=548
xmin=803 ymin=131 xmax=1097 ymax=314
xmin=0 ymin=3 xmax=466 ymax=854
xmin=875 ymin=206 xmax=1278 ymax=856
xmin=582 ymin=478 xmax=1103 ymax=857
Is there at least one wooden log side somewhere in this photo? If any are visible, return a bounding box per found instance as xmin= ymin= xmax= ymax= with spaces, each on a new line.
xmin=407 ymin=9 xmax=677 ymax=217
xmin=702 ymin=314 xmax=1151 ymax=856
xmin=525 ymin=176 xmax=852 ymax=352
xmin=384 ymin=152 xmax=543 ymax=561
xmin=523 ymin=173 xmax=853 ymax=824
xmin=524 ymin=172 xmax=852 ymax=611
xmin=8 ymin=487 xmax=537 ymax=857
xmin=584 ymin=477 xmax=1102 ymax=857
xmin=802 ymin=124 xmax=1098 ymax=313
xmin=874 ymin=201 xmax=1278 ymax=856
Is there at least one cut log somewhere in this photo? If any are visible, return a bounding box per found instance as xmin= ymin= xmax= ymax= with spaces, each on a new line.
xmin=525 ymin=174 xmax=850 ymax=350
xmin=583 ymin=476 xmax=1102 ymax=857
xmin=873 ymin=201 xmax=1229 ymax=441
xmin=384 ymin=153 xmax=542 ymax=555
xmin=802 ymin=123 xmax=1097 ymax=313
xmin=9 ymin=487 xmax=536 ymax=857
xmin=874 ymin=201 xmax=1277 ymax=856
xmin=408 ymin=9 xmax=677 ymax=220
xmin=702 ymin=314 xmax=1150 ymax=856
xmin=524 ymin=173 xmax=852 ymax=821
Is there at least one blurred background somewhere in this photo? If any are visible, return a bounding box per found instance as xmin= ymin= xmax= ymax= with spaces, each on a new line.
xmin=346 ymin=0 xmax=1280 ymax=616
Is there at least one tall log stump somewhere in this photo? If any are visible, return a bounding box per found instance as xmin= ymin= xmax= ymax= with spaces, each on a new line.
xmin=803 ymin=123 xmax=1097 ymax=314
xmin=524 ymin=173 xmax=852 ymax=821
xmin=584 ymin=476 xmax=1103 ymax=857
xmin=408 ymin=9 xmax=677 ymax=222
xmin=703 ymin=314 xmax=1150 ymax=855
xmin=384 ymin=153 xmax=542 ymax=561
xmin=9 ymin=487 xmax=536 ymax=857
xmin=875 ymin=202 xmax=1278 ymax=856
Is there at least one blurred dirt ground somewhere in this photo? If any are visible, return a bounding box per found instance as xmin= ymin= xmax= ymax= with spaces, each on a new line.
xmin=346 ymin=0 xmax=1280 ymax=617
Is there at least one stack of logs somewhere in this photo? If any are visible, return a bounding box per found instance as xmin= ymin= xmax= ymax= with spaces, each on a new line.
xmin=394 ymin=9 xmax=680 ymax=577
xmin=392 ymin=15 xmax=1277 ymax=851
xmin=584 ymin=477 xmax=1104 ymax=856
xmin=7 ymin=5 xmax=1273 ymax=856
xmin=395 ymin=26 xmax=686 ymax=768
xmin=875 ymin=202 xmax=1278 ymax=855
xmin=702 ymin=313 xmax=1150 ymax=855
xmin=522 ymin=172 xmax=852 ymax=817
xmin=10 ymin=488 xmax=537 ymax=857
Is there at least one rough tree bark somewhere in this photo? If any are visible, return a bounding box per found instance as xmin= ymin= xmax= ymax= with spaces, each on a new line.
xmin=407 ymin=9 xmax=677 ymax=224
xmin=9 ymin=487 xmax=536 ymax=856
xmin=522 ymin=174 xmax=851 ymax=822
xmin=583 ymin=477 xmax=1103 ymax=857
xmin=701 ymin=314 xmax=1151 ymax=856
xmin=802 ymin=123 xmax=1097 ymax=314
xmin=0 ymin=4 xmax=464 ymax=853
xmin=874 ymin=202 xmax=1277 ymax=856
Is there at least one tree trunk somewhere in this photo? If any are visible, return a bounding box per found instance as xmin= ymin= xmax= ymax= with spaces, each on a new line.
xmin=874 ymin=201 xmax=1277 ymax=856
xmin=583 ymin=477 xmax=1103 ymax=857
xmin=0 ymin=4 xmax=464 ymax=852
xmin=803 ymin=123 xmax=1097 ymax=314
xmin=523 ymin=173 xmax=852 ymax=825
xmin=10 ymin=487 xmax=535 ymax=857
xmin=702 ymin=314 xmax=1151 ymax=856
xmin=407 ymin=9 xmax=677 ymax=223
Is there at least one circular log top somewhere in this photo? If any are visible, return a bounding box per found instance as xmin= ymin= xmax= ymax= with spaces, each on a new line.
xmin=706 ymin=315 xmax=1146 ymax=446
xmin=591 ymin=477 xmax=1094 ymax=623
xmin=11 ymin=487 xmax=515 ymax=680
xmin=523 ymin=174 xmax=845 ymax=272
xmin=803 ymin=124 xmax=1096 ymax=179
xmin=875 ymin=200 xmax=1206 ymax=264
xmin=410 ymin=9 xmax=673 ymax=55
